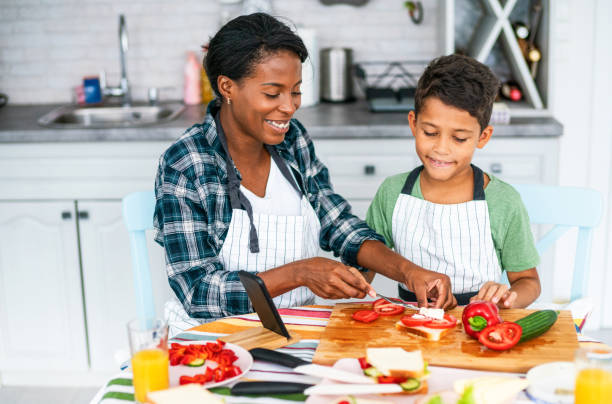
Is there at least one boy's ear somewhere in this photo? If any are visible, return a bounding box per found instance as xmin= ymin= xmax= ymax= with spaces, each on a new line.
xmin=407 ymin=110 xmax=417 ymax=137
xmin=476 ymin=125 xmax=494 ymax=149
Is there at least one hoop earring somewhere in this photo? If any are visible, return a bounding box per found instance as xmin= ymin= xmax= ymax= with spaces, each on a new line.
xmin=227 ymin=98 xmax=231 ymax=105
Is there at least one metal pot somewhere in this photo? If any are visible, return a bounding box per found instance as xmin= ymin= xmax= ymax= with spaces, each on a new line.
xmin=319 ymin=48 xmax=354 ymax=102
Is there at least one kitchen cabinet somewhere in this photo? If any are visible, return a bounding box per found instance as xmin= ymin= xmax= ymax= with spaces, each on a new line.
xmin=0 ymin=136 xmax=558 ymax=382
xmin=0 ymin=201 xmax=88 ymax=372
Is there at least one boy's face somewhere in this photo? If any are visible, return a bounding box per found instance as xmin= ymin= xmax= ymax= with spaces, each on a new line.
xmin=408 ymin=97 xmax=493 ymax=183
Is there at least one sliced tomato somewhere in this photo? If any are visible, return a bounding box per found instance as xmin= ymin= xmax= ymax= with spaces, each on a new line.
xmin=478 ymin=322 xmax=522 ymax=351
xmin=424 ymin=314 xmax=458 ymax=329
xmin=372 ymin=299 xmax=404 ymax=316
xmin=358 ymin=357 xmax=370 ymax=369
xmin=352 ymin=310 xmax=380 ymax=323
xmin=377 ymin=375 xmax=408 ymax=384
xmin=400 ymin=314 xmax=431 ymax=327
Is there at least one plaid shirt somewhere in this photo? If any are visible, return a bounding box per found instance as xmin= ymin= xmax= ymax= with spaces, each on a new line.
xmin=154 ymin=103 xmax=384 ymax=320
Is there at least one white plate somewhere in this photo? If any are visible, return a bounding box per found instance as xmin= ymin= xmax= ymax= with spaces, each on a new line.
xmin=168 ymin=341 xmax=253 ymax=389
xmin=526 ymin=361 xmax=575 ymax=404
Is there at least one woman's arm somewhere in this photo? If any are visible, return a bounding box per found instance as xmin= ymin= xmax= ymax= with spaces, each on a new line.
xmin=155 ymin=163 xmax=254 ymax=319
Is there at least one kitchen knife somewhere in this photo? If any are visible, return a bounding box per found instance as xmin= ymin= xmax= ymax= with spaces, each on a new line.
xmin=249 ymin=348 xmax=375 ymax=384
xmin=231 ymin=381 xmax=404 ymax=396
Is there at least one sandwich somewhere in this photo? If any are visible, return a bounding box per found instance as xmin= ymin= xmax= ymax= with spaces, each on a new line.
xmin=415 ymin=376 xmax=529 ymax=404
xmin=147 ymin=383 xmax=224 ymax=404
xmin=359 ymin=347 xmax=429 ymax=394
xmin=395 ymin=311 xmax=458 ymax=341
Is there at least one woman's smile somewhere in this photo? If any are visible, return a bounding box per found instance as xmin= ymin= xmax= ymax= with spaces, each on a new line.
xmin=264 ymin=119 xmax=290 ymax=133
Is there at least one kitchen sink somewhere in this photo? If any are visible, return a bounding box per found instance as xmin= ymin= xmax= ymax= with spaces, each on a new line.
xmin=38 ymin=102 xmax=185 ymax=128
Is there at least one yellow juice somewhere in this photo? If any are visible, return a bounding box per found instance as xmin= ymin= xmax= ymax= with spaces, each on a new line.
xmin=575 ymin=368 xmax=612 ymax=404
xmin=131 ymin=348 xmax=169 ymax=403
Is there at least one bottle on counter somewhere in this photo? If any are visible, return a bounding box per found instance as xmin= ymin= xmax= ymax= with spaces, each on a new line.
xmin=184 ymin=51 xmax=202 ymax=105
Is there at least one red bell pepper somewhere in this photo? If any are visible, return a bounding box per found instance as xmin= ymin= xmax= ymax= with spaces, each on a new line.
xmin=462 ymin=301 xmax=503 ymax=339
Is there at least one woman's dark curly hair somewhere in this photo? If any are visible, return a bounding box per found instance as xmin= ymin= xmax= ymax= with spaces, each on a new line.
xmin=414 ymin=54 xmax=501 ymax=131
xmin=204 ymin=13 xmax=308 ymax=100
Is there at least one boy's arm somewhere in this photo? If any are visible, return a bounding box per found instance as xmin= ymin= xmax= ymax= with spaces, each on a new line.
xmin=471 ymin=268 xmax=540 ymax=308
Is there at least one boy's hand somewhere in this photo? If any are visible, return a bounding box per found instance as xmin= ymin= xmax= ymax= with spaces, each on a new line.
xmin=471 ymin=281 xmax=517 ymax=308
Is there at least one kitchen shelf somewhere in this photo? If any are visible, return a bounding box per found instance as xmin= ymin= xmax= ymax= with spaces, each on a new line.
xmin=441 ymin=0 xmax=552 ymax=117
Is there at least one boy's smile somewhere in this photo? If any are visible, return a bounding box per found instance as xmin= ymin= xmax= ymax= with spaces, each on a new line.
xmin=408 ymin=97 xmax=493 ymax=187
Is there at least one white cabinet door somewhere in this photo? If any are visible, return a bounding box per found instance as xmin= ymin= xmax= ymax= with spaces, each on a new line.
xmin=0 ymin=202 xmax=88 ymax=371
xmin=77 ymin=201 xmax=172 ymax=372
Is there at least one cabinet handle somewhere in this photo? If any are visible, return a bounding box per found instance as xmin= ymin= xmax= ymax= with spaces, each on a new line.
xmin=78 ymin=211 xmax=89 ymax=220
xmin=364 ymin=165 xmax=376 ymax=175
xmin=490 ymin=163 xmax=502 ymax=174
xmin=61 ymin=211 xmax=72 ymax=220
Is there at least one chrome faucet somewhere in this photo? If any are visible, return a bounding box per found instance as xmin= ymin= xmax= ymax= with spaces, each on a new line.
xmin=100 ymin=14 xmax=131 ymax=106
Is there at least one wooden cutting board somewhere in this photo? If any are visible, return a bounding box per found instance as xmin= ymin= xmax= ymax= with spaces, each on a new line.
xmin=312 ymin=303 xmax=578 ymax=373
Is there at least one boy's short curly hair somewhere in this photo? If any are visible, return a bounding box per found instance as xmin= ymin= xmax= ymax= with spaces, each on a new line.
xmin=414 ymin=54 xmax=501 ymax=131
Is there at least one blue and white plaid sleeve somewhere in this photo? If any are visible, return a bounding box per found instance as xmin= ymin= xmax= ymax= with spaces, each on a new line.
xmin=154 ymin=152 xmax=252 ymax=320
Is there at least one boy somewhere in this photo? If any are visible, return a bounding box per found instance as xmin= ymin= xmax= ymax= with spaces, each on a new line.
xmin=366 ymin=54 xmax=541 ymax=308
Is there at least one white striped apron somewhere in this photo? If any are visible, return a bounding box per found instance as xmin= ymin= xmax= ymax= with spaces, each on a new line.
xmin=164 ymin=113 xmax=320 ymax=336
xmin=392 ymin=165 xmax=501 ymax=304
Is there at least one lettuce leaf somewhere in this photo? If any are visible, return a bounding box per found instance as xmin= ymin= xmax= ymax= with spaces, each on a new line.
xmin=457 ymin=385 xmax=477 ymax=404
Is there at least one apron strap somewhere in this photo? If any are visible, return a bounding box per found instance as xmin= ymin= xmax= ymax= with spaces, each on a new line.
xmin=400 ymin=164 xmax=486 ymax=201
xmin=400 ymin=166 xmax=424 ymax=195
xmin=266 ymin=144 xmax=303 ymax=196
xmin=214 ymin=112 xmax=260 ymax=253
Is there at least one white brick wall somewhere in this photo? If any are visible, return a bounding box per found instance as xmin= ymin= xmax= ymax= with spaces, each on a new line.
xmin=0 ymin=0 xmax=441 ymax=105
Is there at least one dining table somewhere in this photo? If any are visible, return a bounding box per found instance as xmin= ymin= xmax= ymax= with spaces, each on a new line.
xmin=91 ymin=303 xmax=605 ymax=404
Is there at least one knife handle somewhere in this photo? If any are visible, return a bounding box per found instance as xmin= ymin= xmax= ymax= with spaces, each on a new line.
xmin=249 ymin=348 xmax=309 ymax=368
xmin=231 ymin=381 xmax=313 ymax=395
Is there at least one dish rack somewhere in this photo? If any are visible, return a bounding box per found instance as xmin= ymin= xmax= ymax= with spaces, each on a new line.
xmin=353 ymin=61 xmax=428 ymax=112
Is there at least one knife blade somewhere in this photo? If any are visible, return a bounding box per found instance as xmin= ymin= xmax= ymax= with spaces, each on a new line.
xmin=231 ymin=381 xmax=403 ymax=396
xmin=249 ymin=348 xmax=375 ymax=384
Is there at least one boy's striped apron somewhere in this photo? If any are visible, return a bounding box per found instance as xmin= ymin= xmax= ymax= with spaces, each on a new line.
xmin=391 ymin=165 xmax=501 ymax=305
xmin=165 ymin=114 xmax=319 ymax=336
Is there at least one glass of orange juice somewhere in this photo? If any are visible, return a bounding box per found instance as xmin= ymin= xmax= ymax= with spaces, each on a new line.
xmin=574 ymin=346 xmax=612 ymax=404
xmin=127 ymin=318 xmax=169 ymax=403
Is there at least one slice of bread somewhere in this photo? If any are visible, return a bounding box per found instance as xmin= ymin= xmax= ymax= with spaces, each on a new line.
xmin=395 ymin=320 xmax=454 ymax=341
xmin=366 ymin=347 xmax=425 ymax=379
xmin=147 ymin=384 xmax=224 ymax=404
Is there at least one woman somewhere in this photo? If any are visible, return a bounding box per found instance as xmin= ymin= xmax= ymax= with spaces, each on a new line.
xmin=154 ymin=13 xmax=455 ymax=334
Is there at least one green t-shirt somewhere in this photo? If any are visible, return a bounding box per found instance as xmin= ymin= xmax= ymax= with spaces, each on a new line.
xmin=366 ymin=171 xmax=539 ymax=272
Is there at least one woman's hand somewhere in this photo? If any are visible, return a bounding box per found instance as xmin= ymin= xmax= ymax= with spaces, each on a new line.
xmin=471 ymin=281 xmax=517 ymax=308
xmin=295 ymin=257 xmax=376 ymax=300
xmin=402 ymin=267 xmax=457 ymax=309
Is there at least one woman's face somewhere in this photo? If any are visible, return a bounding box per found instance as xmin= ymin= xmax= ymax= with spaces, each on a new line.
xmin=228 ymin=49 xmax=302 ymax=145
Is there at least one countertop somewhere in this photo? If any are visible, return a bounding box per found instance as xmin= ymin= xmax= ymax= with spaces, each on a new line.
xmin=0 ymin=101 xmax=563 ymax=143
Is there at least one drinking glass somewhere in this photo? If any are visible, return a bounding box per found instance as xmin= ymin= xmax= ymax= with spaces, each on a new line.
xmin=127 ymin=318 xmax=169 ymax=403
xmin=574 ymin=346 xmax=612 ymax=404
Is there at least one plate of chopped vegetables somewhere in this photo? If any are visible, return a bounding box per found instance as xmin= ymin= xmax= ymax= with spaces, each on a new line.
xmin=168 ymin=340 xmax=252 ymax=388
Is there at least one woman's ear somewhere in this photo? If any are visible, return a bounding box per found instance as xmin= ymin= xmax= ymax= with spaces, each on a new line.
xmin=217 ymin=75 xmax=233 ymax=102
xmin=477 ymin=125 xmax=494 ymax=149
xmin=407 ymin=110 xmax=417 ymax=138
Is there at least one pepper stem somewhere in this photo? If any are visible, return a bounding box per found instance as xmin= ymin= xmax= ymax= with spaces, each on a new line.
xmin=468 ymin=315 xmax=488 ymax=331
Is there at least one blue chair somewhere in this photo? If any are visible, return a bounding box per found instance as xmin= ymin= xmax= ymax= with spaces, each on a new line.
xmin=122 ymin=191 xmax=157 ymax=323
xmin=513 ymin=184 xmax=603 ymax=301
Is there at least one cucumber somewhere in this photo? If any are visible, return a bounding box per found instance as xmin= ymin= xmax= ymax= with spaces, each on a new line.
xmin=363 ymin=366 xmax=383 ymax=378
xmin=400 ymin=378 xmax=421 ymax=391
xmin=186 ymin=357 xmax=205 ymax=367
xmin=514 ymin=310 xmax=558 ymax=343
